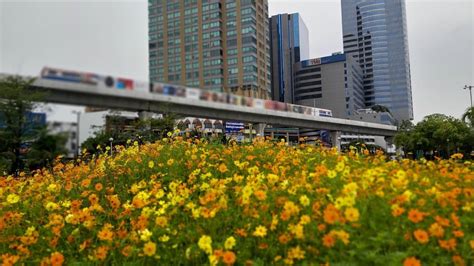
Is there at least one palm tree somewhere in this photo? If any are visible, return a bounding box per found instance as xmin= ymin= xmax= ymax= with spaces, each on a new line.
xmin=462 ymin=107 xmax=474 ymax=128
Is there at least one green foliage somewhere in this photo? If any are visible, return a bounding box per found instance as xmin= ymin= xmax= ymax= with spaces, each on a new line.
xmin=81 ymin=114 xmax=176 ymax=155
xmin=462 ymin=106 xmax=474 ymax=128
xmin=371 ymin=104 xmax=391 ymax=114
xmin=394 ymin=114 xmax=473 ymax=158
xmin=26 ymin=128 xmax=68 ymax=170
xmin=0 ymin=76 xmax=66 ymax=174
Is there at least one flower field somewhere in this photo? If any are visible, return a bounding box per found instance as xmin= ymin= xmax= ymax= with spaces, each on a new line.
xmin=1 ymin=137 xmax=473 ymax=265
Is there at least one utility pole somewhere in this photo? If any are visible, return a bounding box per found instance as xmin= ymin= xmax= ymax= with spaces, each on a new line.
xmin=464 ymin=85 xmax=473 ymax=107
xmin=72 ymin=110 xmax=81 ymax=157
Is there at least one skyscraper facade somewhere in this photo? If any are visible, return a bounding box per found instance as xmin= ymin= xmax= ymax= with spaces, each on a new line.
xmin=270 ymin=13 xmax=309 ymax=103
xmin=148 ymin=0 xmax=271 ymax=99
xmin=341 ymin=0 xmax=413 ymax=121
xmin=293 ymin=54 xmax=365 ymax=118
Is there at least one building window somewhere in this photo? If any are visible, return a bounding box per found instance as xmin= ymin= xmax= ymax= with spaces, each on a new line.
xmin=227 ymin=58 xmax=238 ymax=65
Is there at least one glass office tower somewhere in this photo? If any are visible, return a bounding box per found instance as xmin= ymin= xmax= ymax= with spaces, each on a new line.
xmin=341 ymin=0 xmax=413 ymax=121
xmin=270 ymin=13 xmax=309 ymax=103
xmin=148 ymin=0 xmax=271 ymax=99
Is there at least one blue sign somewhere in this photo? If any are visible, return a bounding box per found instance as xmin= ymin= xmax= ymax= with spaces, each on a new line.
xmin=225 ymin=122 xmax=244 ymax=133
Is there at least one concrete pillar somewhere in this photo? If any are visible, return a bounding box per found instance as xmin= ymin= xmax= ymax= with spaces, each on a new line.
xmin=255 ymin=123 xmax=266 ymax=137
xmin=286 ymin=132 xmax=290 ymax=143
xmin=248 ymin=123 xmax=253 ymax=141
xmin=138 ymin=111 xmax=153 ymax=120
xmin=330 ymin=131 xmax=341 ymax=151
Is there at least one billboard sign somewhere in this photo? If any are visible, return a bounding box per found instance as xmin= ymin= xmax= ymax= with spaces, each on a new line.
xmin=225 ymin=121 xmax=244 ymax=133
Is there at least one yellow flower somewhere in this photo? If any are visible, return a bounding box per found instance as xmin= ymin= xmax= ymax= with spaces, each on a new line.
xmin=47 ymin=184 xmax=59 ymax=192
xmin=287 ymin=245 xmax=305 ymax=260
xmin=344 ymin=207 xmax=360 ymax=222
xmin=6 ymin=193 xmax=20 ymax=204
xmin=300 ymin=215 xmax=311 ymax=225
xmin=299 ymin=195 xmax=310 ymax=206
xmin=139 ymin=229 xmax=153 ymax=242
xmin=289 ymin=223 xmax=304 ymax=239
xmin=167 ymin=159 xmax=174 ymax=166
xmin=159 ymin=235 xmax=170 ymax=242
xmin=143 ymin=241 xmax=156 ymax=256
xmin=198 ymin=235 xmax=213 ymax=254
xmin=253 ymin=225 xmax=267 ymax=238
xmin=45 ymin=201 xmax=59 ymax=211
xmin=224 ymin=236 xmax=236 ymax=250
xmin=148 ymin=161 xmax=155 ymax=169
xmin=335 ymin=161 xmax=345 ymax=172
xmin=25 ymin=226 xmax=36 ymax=236
xmin=327 ymin=170 xmax=337 ymax=178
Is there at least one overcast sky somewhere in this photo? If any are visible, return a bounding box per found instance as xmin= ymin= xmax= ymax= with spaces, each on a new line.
xmin=0 ymin=0 xmax=473 ymax=123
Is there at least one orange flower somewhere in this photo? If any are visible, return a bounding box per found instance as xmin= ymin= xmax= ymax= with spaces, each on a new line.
xmin=278 ymin=234 xmax=291 ymax=244
xmin=97 ymin=228 xmax=114 ymax=241
xmin=94 ymin=183 xmax=103 ymax=191
xmin=392 ymin=206 xmax=405 ymax=217
xmin=435 ymin=216 xmax=450 ymax=227
xmin=94 ymin=246 xmax=108 ymax=261
xmin=407 ymin=209 xmax=425 ymax=223
xmin=213 ymin=249 xmax=224 ymax=258
xmin=121 ymin=245 xmax=132 ymax=257
xmin=218 ymin=163 xmax=228 ymax=173
xmin=88 ymin=194 xmax=99 ymax=205
xmin=50 ymin=252 xmax=64 ymax=266
xmin=235 ymin=228 xmax=247 ymax=237
xmin=428 ymin=223 xmax=445 ymax=238
xmin=317 ymin=224 xmax=326 ymax=232
xmin=254 ymin=190 xmax=267 ymax=201
xmin=453 ymin=230 xmax=464 ymax=238
xmin=280 ymin=211 xmax=291 ymax=221
xmin=322 ymin=234 xmax=335 ymax=248
xmin=222 ymin=251 xmax=236 ymax=265
xmin=1 ymin=254 xmax=20 ymax=266
xmin=451 ymin=213 xmax=461 ymax=227
xmin=439 ymin=238 xmax=457 ymax=251
xmin=108 ymin=195 xmax=121 ymax=209
xmin=323 ymin=204 xmax=341 ymax=224
xmin=403 ymin=257 xmax=421 ymax=266
xmin=413 ymin=229 xmax=429 ymax=244
xmin=452 ymin=255 xmax=465 ymax=266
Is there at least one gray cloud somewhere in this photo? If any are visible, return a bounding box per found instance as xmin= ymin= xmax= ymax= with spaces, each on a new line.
xmin=0 ymin=0 xmax=472 ymax=122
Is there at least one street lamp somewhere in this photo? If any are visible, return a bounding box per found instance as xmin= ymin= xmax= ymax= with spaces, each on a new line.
xmin=109 ymin=137 xmax=114 ymax=156
xmin=446 ymin=138 xmax=450 ymax=158
xmin=463 ymin=85 xmax=473 ymax=107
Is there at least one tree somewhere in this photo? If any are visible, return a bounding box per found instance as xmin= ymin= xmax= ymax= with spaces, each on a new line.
xmin=394 ymin=114 xmax=472 ymax=159
xmin=371 ymin=105 xmax=391 ymax=114
xmin=81 ymin=114 xmax=176 ymax=155
xmin=462 ymin=107 xmax=474 ymax=128
xmin=0 ymin=76 xmax=43 ymax=174
xmin=26 ymin=128 xmax=68 ymax=170
xmin=0 ymin=76 xmax=67 ymax=174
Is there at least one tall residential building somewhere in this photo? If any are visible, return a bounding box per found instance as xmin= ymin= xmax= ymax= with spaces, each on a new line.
xmin=341 ymin=0 xmax=413 ymax=121
xmin=293 ymin=54 xmax=365 ymax=118
xmin=269 ymin=13 xmax=309 ymax=103
xmin=148 ymin=0 xmax=271 ymax=99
